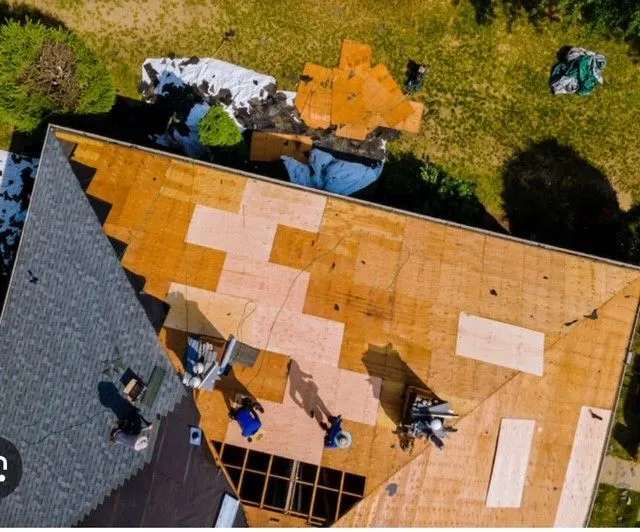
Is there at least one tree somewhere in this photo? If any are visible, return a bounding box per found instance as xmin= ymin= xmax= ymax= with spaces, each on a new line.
xmin=0 ymin=20 xmax=115 ymax=132
xmin=198 ymin=105 xmax=242 ymax=148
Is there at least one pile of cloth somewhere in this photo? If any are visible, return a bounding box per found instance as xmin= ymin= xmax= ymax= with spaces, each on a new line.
xmin=282 ymin=148 xmax=383 ymax=196
xmin=550 ymin=47 xmax=607 ymax=96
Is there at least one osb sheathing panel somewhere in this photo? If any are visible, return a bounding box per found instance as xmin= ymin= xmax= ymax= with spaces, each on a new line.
xmin=337 ymin=278 xmax=640 ymax=527
xmin=57 ymin=133 xmax=640 ymax=527
xmin=338 ymin=39 xmax=373 ymax=71
xmin=295 ymin=40 xmax=423 ymax=139
xmin=249 ymin=131 xmax=313 ymax=163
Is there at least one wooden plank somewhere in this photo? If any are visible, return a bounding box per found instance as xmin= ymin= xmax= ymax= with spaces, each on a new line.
xmin=339 ymin=39 xmax=373 ymax=71
xmin=240 ymin=179 xmax=326 ymax=233
xmin=554 ymin=406 xmax=612 ymax=527
xmin=485 ymin=419 xmax=535 ymax=508
xmin=215 ymin=493 xmax=240 ymax=527
xmin=249 ymin=131 xmax=313 ymax=163
xmin=456 ymin=312 xmax=545 ymax=376
xmin=186 ymin=204 xmax=278 ymax=262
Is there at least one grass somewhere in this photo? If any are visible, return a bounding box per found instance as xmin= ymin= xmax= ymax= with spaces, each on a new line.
xmin=609 ymin=340 xmax=640 ymax=461
xmin=590 ymin=483 xmax=640 ymax=527
xmin=2 ymin=0 xmax=640 ymax=220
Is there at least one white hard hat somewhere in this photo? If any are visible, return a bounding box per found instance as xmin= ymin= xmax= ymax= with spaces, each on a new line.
xmin=193 ymin=362 xmax=205 ymax=374
xmin=429 ymin=418 xmax=443 ymax=431
xmin=336 ymin=431 xmax=353 ymax=448
xmin=189 ymin=375 xmax=202 ymax=388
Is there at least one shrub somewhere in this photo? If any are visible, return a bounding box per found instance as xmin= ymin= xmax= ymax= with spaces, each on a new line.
xmin=198 ymin=105 xmax=242 ymax=148
xmin=0 ymin=20 xmax=115 ymax=132
xmin=420 ymin=164 xmax=485 ymax=224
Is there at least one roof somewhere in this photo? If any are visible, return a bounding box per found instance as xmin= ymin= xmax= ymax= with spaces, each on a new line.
xmin=0 ymin=133 xmax=185 ymax=526
xmin=50 ymin=126 xmax=640 ymax=527
xmin=79 ymin=392 xmax=246 ymax=527
xmin=296 ymin=39 xmax=424 ymax=139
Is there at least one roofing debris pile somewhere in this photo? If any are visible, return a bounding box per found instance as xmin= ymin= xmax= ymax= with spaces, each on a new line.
xmin=140 ymin=41 xmax=424 ymax=194
xmin=141 ymin=57 xmax=281 ymax=157
xmin=0 ymin=151 xmax=38 ymax=277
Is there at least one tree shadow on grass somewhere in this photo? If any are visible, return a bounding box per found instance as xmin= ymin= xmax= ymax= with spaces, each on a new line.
xmin=9 ymin=95 xmax=175 ymax=155
xmin=456 ymin=0 xmax=561 ymax=29
xmin=501 ymin=139 xmax=628 ymax=260
xmin=0 ymin=1 xmax=66 ymax=28
xmin=356 ymin=151 xmax=504 ymax=232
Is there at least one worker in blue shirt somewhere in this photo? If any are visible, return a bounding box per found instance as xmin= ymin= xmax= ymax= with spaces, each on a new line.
xmin=230 ymin=397 xmax=264 ymax=442
xmin=324 ymin=415 xmax=352 ymax=449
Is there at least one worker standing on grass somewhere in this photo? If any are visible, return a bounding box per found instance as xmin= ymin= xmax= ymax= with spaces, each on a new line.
xmin=230 ymin=397 xmax=264 ymax=442
xmin=324 ymin=415 xmax=352 ymax=449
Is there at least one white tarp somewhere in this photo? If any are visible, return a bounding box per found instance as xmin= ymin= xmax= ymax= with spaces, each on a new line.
xmin=142 ymin=57 xmax=276 ymax=110
xmin=0 ymin=151 xmax=38 ymax=273
xmin=142 ymin=57 xmax=277 ymax=155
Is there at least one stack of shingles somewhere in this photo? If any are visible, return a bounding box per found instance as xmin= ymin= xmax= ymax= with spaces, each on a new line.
xmin=295 ymin=40 xmax=424 ymax=141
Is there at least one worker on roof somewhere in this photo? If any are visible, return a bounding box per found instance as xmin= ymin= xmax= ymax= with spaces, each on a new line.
xmin=324 ymin=415 xmax=352 ymax=449
xmin=230 ymin=397 xmax=264 ymax=442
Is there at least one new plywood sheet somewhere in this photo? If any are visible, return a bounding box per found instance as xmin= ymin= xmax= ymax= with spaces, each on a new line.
xmin=554 ymin=406 xmax=612 ymax=527
xmin=164 ymin=282 xmax=345 ymax=367
xmin=486 ymin=419 xmax=535 ymax=508
xmin=224 ymin=359 xmax=381 ymax=464
xmin=289 ymin=359 xmax=381 ymax=426
xmin=186 ymin=204 xmax=277 ymax=262
xmin=216 ymin=254 xmax=310 ymax=313
xmin=456 ymin=312 xmax=545 ymax=376
xmin=240 ymin=179 xmax=326 ymax=233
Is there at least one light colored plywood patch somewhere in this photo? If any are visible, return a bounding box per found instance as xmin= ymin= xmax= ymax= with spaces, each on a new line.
xmin=187 ymin=204 xmax=277 ymax=262
xmin=486 ymin=418 xmax=535 ymax=508
xmin=456 ymin=312 xmax=545 ymax=376
xmin=554 ymin=406 xmax=612 ymax=527
xmin=216 ymin=254 xmax=310 ymax=313
xmin=224 ymin=358 xmax=381 ymax=464
xmin=164 ymin=282 xmax=344 ymax=366
xmin=241 ymin=179 xmax=326 ymax=233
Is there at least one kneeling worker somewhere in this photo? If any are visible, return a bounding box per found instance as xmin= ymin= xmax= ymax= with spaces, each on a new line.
xmin=230 ymin=397 xmax=264 ymax=442
xmin=324 ymin=415 xmax=352 ymax=449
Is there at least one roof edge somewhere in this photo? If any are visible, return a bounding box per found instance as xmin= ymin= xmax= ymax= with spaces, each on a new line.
xmin=48 ymin=124 xmax=640 ymax=273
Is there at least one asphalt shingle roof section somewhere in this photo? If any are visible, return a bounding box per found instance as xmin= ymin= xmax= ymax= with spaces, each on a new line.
xmin=79 ymin=393 xmax=247 ymax=527
xmin=0 ymin=133 xmax=184 ymax=526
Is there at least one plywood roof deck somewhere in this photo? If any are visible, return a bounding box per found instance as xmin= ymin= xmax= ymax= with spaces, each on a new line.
xmin=55 ymin=128 xmax=640 ymax=527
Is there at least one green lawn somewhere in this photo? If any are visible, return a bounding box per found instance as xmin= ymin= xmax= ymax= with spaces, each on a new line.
xmin=3 ymin=0 xmax=640 ymax=221
xmin=609 ymin=344 xmax=640 ymax=461
xmin=590 ymin=483 xmax=640 ymax=527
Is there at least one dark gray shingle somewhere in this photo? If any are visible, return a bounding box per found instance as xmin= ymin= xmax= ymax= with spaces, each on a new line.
xmin=0 ymin=132 xmax=184 ymax=526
